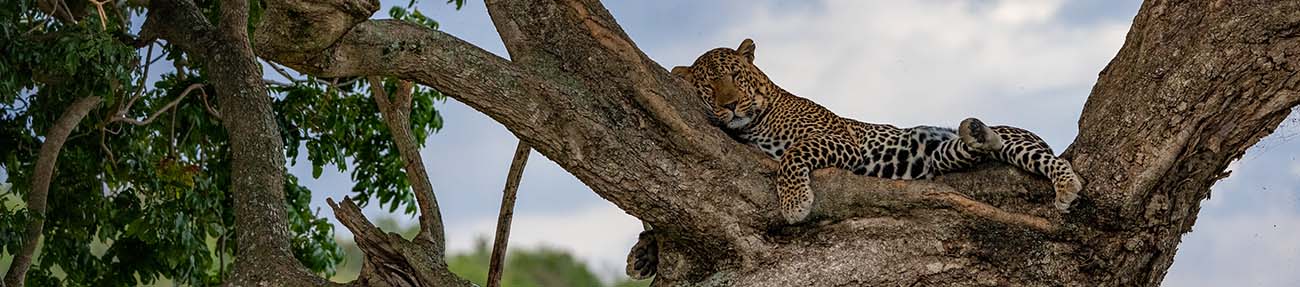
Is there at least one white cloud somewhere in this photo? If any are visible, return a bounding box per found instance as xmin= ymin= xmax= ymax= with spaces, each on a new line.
xmin=1164 ymin=211 xmax=1300 ymax=287
xmin=444 ymin=203 xmax=645 ymax=281
xmin=990 ymin=0 xmax=1065 ymax=24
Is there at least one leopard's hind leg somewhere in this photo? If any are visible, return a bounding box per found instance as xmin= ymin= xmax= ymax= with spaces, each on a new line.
xmin=924 ymin=118 xmax=1004 ymax=175
xmin=989 ymin=126 xmax=1083 ymax=211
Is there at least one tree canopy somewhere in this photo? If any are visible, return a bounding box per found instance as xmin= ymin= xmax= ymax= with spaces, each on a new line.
xmin=0 ymin=0 xmax=457 ymax=285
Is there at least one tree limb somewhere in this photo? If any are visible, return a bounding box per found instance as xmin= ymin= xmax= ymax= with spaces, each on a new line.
xmin=4 ymin=96 xmax=101 ymax=287
xmin=488 ymin=141 xmax=530 ymax=287
xmin=366 ymin=77 xmax=446 ymax=251
xmin=327 ymin=197 xmax=472 ymax=287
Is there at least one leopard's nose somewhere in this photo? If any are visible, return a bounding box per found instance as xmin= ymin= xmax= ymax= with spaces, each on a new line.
xmin=722 ymin=102 xmax=737 ymax=110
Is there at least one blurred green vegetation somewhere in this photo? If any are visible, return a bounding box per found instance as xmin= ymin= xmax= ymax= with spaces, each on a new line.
xmin=327 ymin=218 xmax=651 ymax=287
xmin=2 ymin=213 xmax=652 ymax=286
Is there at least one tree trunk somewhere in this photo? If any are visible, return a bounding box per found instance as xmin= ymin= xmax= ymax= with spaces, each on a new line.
xmin=141 ymin=0 xmax=327 ymax=285
xmin=250 ymin=0 xmax=1300 ymax=286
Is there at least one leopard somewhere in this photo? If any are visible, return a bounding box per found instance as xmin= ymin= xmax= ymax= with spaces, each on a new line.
xmin=626 ymin=39 xmax=1083 ymax=280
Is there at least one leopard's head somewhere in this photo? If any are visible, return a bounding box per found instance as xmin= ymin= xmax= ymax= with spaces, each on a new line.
xmin=672 ymin=38 xmax=773 ymax=130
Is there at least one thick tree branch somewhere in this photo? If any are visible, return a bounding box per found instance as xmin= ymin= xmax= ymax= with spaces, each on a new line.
xmin=253 ymin=0 xmax=1300 ymax=285
xmin=254 ymin=0 xmax=1073 ymax=281
xmin=3 ymin=97 xmax=101 ymax=287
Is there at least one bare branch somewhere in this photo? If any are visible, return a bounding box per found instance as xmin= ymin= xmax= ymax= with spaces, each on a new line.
xmin=112 ymin=83 xmax=205 ymax=126
xmin=488 ymin=141 xmax=530 ymax=287
xmin=263 ymin=59 xmax=304 ymax=84
xmin=367 ymin=76 xmax=447 ymax=252
xmin=89 ymin=0 xmax=109 ymax=30
xmin=198 ymin=88 xmax=221 ymax=119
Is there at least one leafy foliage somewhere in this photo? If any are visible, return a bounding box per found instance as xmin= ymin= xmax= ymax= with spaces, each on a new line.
xmin=275 ymin=78 xmax=445 ymax=215
xmin=0 ymin=0 xmax=455 ymax=285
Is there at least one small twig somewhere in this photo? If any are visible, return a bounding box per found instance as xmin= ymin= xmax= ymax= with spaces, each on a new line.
xmin=99 ymin=126 xmax=115 ymax=164
xmin=332 ymin=77 xmax=364 ymax=87
xmin=263 ymin=79 xmax=293 ymax=87
xmin=90 ymin=0 xmax=109 ymax=30
xmin=199 ymin=88 xmax=221 ymax=119
xmin=57 ymin=0 xmax=78 ymax=25
xmin=325 ymin=77 xmax=340 ymax=98
xmin=112 ymin=83 xmax=205 ymax=126
xmin=147 ymin=48 xmax=167 ymax=67
xmin=264 ymin=60 xmax=304 ymax=84
xmin=122 ymin=44 xmax=155 ymax=111
xmin=488 ymin=141 xmax=531 ymax=287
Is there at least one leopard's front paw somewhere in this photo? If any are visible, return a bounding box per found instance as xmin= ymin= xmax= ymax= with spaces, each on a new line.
xmin=779 ymin=186 xmax=815 ymax=224
xmin=626 ymin=230 xmax=659 ymax=280
xmin=1054 ymin=173 xmax=1083 ymax=211
xmin=782 ymin=204 xmax=812 ymax=224
xmin=959 ymin=117 xmax=1003 ymax=152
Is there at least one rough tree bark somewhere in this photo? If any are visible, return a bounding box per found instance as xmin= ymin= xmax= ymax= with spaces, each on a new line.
xmin=333 ymin=77 xmax=470 ymax=286
xmin=3 ymin=97 xmax=101 ymax=286
xmin=140 ymin=0 xmax=328 ymax=285
xmin=185 ymin=0 xmax=1298 ymax=285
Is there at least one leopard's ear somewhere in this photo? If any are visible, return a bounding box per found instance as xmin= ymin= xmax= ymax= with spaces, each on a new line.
xmin=670 ymin=66 xmax=692 ymax=78
xmin=737 ymin=38 xmax=756 ymax=63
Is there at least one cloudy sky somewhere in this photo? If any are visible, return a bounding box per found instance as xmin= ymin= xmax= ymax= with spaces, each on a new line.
xmin=4 ymin=0 xmax=1295 ymax=285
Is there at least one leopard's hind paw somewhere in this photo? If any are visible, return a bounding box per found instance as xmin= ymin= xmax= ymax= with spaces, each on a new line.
xmin=959 ymin=118 xmax=1003 ymax=152
xmin=1054 ymin=172 xmax=1083 ymax=211
xmin=626 ymin=230 xmax=660 ymax=279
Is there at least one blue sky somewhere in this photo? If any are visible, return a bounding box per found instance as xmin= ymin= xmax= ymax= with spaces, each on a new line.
xmin=2 ymin=0 xmax=1296 ymax=285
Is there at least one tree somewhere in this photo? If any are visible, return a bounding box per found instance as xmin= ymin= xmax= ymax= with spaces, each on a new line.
xmin=7 ymin=0 xmax=1300 ymax=286
xmin=0 ymin=0 xmax=449 ymax=285
xmin=252 ymin=0 xmax=1300 ymax=285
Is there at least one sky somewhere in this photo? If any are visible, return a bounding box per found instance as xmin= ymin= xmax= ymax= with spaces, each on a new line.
xmin=2 ymin=0 xmax=1296 ymax=285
